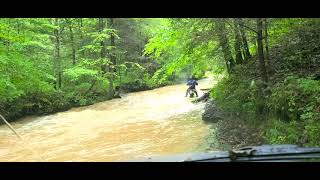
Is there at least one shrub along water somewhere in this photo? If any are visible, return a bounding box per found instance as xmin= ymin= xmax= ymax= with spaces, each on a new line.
xmin=211 ymin=19 xmax=320 ymax=147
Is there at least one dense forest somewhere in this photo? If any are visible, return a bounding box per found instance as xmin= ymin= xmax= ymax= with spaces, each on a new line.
xmin=0 ymin=18 xmax=166 ymax=120
xmin=1 ymin=18 xmax=320 ymax=148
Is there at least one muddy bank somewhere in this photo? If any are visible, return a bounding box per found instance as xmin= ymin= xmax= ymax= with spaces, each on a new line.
xmin=202 ymin=100 xmax=265 ymax=150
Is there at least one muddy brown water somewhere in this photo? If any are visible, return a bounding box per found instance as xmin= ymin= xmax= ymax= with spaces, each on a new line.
xmin=0 ymin=78 xmax=219 ymax=162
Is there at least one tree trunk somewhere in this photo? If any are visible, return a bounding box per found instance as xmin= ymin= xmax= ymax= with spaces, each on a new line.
xmin=79 ymin=18 xmax=85 ymax=58
xmin=109 ymin=18 xmax=116 ymax=73
xmin=237 ymin=18 xmax=251 ymax=62
xmin=108 ymin=18 xmax=116 ymax=98
xmin=69 ymin=22 xmax=76 ymax=65
xmin=98 ymin=18 xmax=107 ymax=73
xmin=118 ymin=54 xmax=122 ymax=84
xmin=215 ymin=19 xmax=235 ymax=74
xmin=233 ymin=18 xmax=243 ymax=64
xmin=84 ymin=79 xmax=97 ymax=95
xmin=98 ymin=18 xmax=114 ymax=99
xmin=256 ymin=18 xmax=268 ymax=84
xmin=53 ymin=18 xmax=62 ymax=89
xmin=264 ymin=18 xmax=270 ymax=65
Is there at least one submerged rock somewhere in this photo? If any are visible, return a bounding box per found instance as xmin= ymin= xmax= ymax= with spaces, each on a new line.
xmin=201 ymin=99 xmax=223 ymax=123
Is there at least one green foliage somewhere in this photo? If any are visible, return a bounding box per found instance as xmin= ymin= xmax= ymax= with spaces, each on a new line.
xmin=268 ymin=76 xmax=320 ymax=121
xmin=304 ymin=120 xmax=320 ymax=146
xmin=265 ymin=119 xmax=302 ymax=145
xmin=3 ymin=17 xmax=320 ymax=150
xmin=211 ymin=18 xmax=320 ymax=147
xmin=213 ymin=69 xmax=320 ymax=147
xmin=144 ymin=19 xmax=217 ymax=86
xmin=64 ymin=67 xmax=99 ymax=81
xmin=0 ymin=18 xmax=166 ymax=121
xmin=211 ymin=64 xmax=267 ymax=120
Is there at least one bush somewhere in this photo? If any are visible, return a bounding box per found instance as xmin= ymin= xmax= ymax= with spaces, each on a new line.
xmin=304 ymin=120 xmax=320 ymax=146
xmin=264 ymin=119 xmax=303 ymax=145
xmin=267 ymin=76 xmax=320 ymax=122
xmin=211 ymin=65 xmax=267 ymax=121
xmin=211 ymin=20 xmax=320 ymax=147
xmin=213 ymin=72 xmax=320 ymax=146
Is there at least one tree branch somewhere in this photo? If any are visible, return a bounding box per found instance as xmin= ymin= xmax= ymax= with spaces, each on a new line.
xmin=238 ymin=23 xmax=258 ymax=34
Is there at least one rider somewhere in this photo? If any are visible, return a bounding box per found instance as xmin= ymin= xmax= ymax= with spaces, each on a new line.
xmin=185 ymin=75 xmax=198 ymax=97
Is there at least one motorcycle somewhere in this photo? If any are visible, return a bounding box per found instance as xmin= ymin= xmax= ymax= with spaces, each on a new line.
xmin=188 ymin=89 xmax=197 ymax=98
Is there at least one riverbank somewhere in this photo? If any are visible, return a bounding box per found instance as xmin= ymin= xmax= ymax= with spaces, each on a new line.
xmin=0 ymin=75 xmax=211 ymax=124
xmin=201 ymin=100 xmax=265 ymax=150
xmin=0 ymin=86 xmax=160 ymax=123
xmin=208 ymin=20 xmax=320 ymax=148
xmin=212 ymin=116 xmax=265 ymax=150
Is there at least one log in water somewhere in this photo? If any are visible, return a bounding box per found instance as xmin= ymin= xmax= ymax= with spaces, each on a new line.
xmin=0 ymin=78 xmax=218 ymax=162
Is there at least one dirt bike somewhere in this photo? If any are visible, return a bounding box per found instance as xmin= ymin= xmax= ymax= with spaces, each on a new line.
xmin=188 ymin=89 xmax=198 ymax=98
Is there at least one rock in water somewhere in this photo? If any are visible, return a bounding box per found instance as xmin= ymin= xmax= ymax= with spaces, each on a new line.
xmin=202 ymin=99 xmax=223 ymax=123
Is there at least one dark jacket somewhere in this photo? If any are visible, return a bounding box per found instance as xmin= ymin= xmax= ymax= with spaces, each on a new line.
xmin=187 ymin=79 xmax=198 ymax=89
